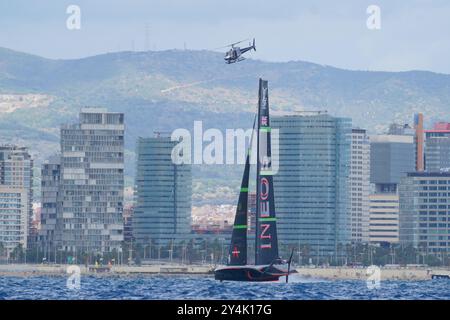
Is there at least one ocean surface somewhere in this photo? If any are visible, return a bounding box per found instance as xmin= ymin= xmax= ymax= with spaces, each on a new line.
xmin=0 ymin=274 xmax=449 ymax=300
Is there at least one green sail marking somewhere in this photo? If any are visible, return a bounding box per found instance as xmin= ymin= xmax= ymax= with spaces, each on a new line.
xmin=260 ymin=127 xmax=271 ymax=132
xmin=234 ymin=225 xmax=247 ymax=229
xmin=240 ymin=187 xmax=249 ymax=192
xmin=260 ymin=217 xmax=277 ymax=222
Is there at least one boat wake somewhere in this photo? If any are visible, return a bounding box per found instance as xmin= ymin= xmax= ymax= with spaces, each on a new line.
xmin=277 ymin=273 xmax=327 ymax=284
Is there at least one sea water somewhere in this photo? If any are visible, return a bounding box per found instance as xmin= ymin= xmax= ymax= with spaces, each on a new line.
xmin=0 ymin=274 xmax=449 ymax=300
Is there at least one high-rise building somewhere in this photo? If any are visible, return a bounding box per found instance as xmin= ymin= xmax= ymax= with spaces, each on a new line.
xmin=271 ymin=113 xmax=352 ymax=256
xmin=369 ymin=133 xmax=415 ymax=244
xmin=414 ymin=113 xmax=425 ymax=172
xmin=350 ymin=129 xmax=370 ymax=243
xmin=399 ymin=172 xmax=450 ymax=255
xmin=369 ymin=193 xmax=399 ymax=243
xmin=40 ymin=108 xmax=125 ymax=254
xmin=123 ymin=204 xmax=134 ymax=243
xmin=0 ymin=145 xmax=33 ymax=254
xmin=370 ymin=134 xmax=415 ymax=187
xmin=424 ymin=122 xmax=450 ymax=172
xmin=133 ymin=136 xmax=191 ymax=245
xmin=0 ymin=187 xmax=29 ymax=255
xmin=39 ymin=155 xmax=61 ymax=252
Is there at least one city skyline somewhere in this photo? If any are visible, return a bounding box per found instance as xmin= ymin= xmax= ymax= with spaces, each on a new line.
xmin=1 ymin=0 xmax=450 ymax=304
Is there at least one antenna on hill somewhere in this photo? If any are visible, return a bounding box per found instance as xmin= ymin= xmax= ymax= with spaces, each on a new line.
xmin=145 ymin=24 xmax=150 ymax=51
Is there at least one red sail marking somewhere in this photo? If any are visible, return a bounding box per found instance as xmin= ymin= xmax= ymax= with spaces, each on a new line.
xmin=261 ymin=116 xmax=268 ymax=126
xmin=260 ymin=224 xmax=272 ymax=239
xmin=260 ymin=178 xmax=269 ymax=200
xmin=232 ymin=247 xmax=240 ymax=257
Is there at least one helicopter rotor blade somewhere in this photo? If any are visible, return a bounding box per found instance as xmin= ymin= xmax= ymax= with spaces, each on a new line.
xmin=212 ymin=38 xmax=251 ymax=50
xmin=231 ymin=38 xmax=250 ymax=46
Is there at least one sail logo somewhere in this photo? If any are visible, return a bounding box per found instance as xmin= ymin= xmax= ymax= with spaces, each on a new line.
xmin=259 ymin=177 xmax=272 ymax=248
xmin=261 ymin=116 xmax=268 ymax=126
xmin=261 ymin=87 xmax=269 ymax=110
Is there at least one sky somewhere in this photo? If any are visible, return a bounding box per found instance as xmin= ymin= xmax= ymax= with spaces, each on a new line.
xmin=0 ymin=0 xmax=449 ymax=73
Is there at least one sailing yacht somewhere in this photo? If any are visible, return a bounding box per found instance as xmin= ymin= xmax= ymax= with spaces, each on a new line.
xmin=214 ymin=79 xmax=294 ymax=282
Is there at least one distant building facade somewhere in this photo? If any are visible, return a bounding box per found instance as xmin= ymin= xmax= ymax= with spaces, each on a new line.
xmin=39 ymin=108 xmax=125 ymax=254
xmin=425 ymin=122 xmax=450 ymax=172
xmin=370 ymin=134 xmax=416 ymax=187
xmin=133 ymin=137 xmax=192 ymax=245
xmin=369 ymin=193 xmax=399 ymax=243
xmin=399 ymin=172 xmax=450 ymax=255
xmin=123 ymin=204 xmax=134 ymax=243
xmin=414 ymin=113 xmax=425 ymax=172
xmin=39 ymin=156 xmax=61 ymax=252
xmin=271 ymin=113 xmax=352 ymax=256
xmin=0 ymin=145 xmax=33 ymax=254
xmin=369 ymin=133 xmax=415 ymax=244
xmin=350 ymin=129 xmax=371 ymax=243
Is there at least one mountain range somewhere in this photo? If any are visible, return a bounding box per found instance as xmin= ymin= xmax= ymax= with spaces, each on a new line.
xmin=1 ymin=47 xmax=449 ymax=204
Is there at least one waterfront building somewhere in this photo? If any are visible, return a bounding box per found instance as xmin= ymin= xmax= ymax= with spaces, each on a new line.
xmin=0 ymin=145 xmax=33 ymax=255
xmin=369 ymin=133 xmax=415 ymax=244
xmin=369 ymin=193 xmax=399 ymax=243
xmin=399 ymin=172 xmax=450 ymax=255
xmin=123 ymin=204 xmax=134 ymax=243
xmin=39 ymin=155 xmax=61 ymax=252
xmin=350 ymin=129 xmax=371 ymax=242
xmin=133 ymin=136 xmax=192 ymax=245
xmin=271 ymin=113 xmax=352 ymax=256
xmin=40 ymin=108 xmax=125 ymax=254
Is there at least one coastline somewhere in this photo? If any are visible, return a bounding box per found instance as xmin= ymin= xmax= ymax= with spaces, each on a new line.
xmin=296 ymin=266 xmax=450 ymax=281
xmin=0 ymin=264 xmax=214 ymax=277
xmin=1 ymin=264 xmax=449 ymax=280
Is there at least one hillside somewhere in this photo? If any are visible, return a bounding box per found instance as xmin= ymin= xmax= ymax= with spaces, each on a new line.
xmin=1 ymin=47 xmax=449 ymax=203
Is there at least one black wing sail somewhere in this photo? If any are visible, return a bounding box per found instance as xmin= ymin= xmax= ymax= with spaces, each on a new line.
xmin=228 ymin=152 xmax=251 ymax=266
xmin=255 ymin=79 xmax=279 ymax=266
xmin=228 ymin=117 xmax=256 ymax=266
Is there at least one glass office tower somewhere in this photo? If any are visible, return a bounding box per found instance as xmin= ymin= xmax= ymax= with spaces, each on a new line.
xmin=133 ymin=136 xmax=192 ymax=245
xmin=271 ymin=113 xmax=351 ymax=257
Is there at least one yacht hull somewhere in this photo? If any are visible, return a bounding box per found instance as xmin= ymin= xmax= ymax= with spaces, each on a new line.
xmin=214 ymin=265 xmax=290 ymax=282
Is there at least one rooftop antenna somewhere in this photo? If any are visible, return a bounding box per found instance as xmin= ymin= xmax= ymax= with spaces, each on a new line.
xmin=294 ymin=110 xmax=328 ymax=115
xmin=153 ymin=131 xmax=172 ymax=138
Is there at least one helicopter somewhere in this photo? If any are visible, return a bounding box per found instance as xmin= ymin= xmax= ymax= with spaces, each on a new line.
xmin=222 ymin=38 xmax=256 ymax=64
